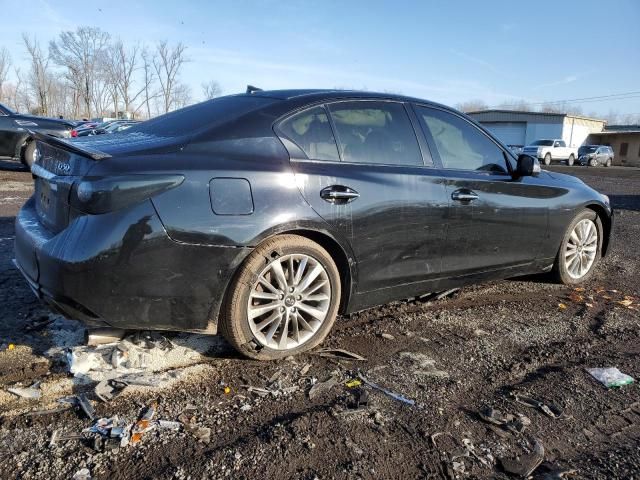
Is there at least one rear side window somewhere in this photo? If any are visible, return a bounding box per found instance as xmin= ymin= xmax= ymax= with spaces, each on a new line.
xmin=126 ymin=95 xmax=278 ymax=137
xmin=278 ymin=106 xmax=340 ymax=161
xmin=417 ymin=106 xmax=509 ymax=174
xmin=327 ymin=101 xmax=423 ymax=166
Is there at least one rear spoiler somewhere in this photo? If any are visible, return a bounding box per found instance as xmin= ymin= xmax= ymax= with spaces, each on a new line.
xmin=29 ymin=131 xmax=112 ymax=161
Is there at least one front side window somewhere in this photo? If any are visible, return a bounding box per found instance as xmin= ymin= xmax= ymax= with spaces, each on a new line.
xmin=416 ymin=106 xmax=509 ymax=174
xmin=278 ymin=106 xmax=339 ymax=161
xmin=327 ymin=101 xmax=423 ymax=166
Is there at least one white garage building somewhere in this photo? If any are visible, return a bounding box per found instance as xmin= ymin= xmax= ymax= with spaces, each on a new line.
xmin=467 ymin=110 xmax=606 ymax=149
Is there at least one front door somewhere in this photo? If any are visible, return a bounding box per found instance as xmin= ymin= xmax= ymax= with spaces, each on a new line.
xmin=414 ymin=105 xmax=551 ymax=276
xmin=277 ymin=100 xmax=449 ymax=294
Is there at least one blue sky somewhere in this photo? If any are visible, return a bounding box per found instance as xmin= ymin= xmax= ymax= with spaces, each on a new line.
xmin=1 ymin=0 xmax=639 ymax=116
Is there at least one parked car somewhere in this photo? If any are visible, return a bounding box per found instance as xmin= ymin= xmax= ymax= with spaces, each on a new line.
xmin=94 ymin=121 xmax=140 ymax=135
xmin=0 ymin=102 xmax=73 ymax=167
xmin=14 ymin=90 xmax=613 ymax=360
xmin=578 ymin=145 xmax=613 ymax=167
xmin=522 ymin=139 xmax=579 ymax=166
xmin=70 ymin=123 xmax=99 ymax=137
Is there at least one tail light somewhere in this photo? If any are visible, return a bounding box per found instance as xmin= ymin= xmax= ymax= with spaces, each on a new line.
xmin=70 ymin=174 xmax=184 ymax=214
xmin=71 ymin=130 xmax=78 ymax=137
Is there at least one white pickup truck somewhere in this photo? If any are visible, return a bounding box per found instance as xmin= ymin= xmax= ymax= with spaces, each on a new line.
xmin=522 ymin=139 xmax=579 ymax=166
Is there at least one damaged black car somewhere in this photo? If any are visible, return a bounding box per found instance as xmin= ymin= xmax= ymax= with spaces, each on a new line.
xmin=13 ymin=90 xmax=613 ymax=359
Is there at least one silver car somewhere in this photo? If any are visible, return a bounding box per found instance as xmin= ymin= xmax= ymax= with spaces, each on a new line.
xmin=578 ymin=145 xmax=614 ymax=167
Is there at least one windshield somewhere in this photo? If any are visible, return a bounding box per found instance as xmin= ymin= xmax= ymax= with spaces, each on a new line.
xmin=530 ymin=140 xmax=553 ymax=146
xmin=125 ymin=95 xmax=278 ymax=137
xmin=579 ymin=146 xmax=597 ymax=154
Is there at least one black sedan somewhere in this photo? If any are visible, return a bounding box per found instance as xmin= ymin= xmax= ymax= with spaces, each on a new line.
xmin=0 ymin=103 xmax=74 ymax=167
xmin=14 ymin=90 xmax=613 ymax=360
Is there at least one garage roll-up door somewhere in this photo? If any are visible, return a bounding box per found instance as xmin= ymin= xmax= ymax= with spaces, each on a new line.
xmin=482 ymin=122 xmax=526 ymax=146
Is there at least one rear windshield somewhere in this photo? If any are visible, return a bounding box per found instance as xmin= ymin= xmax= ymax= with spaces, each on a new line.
xmin=530 ymin=140 xmax=553 ymax=146
xmin=126 ymin=95 xmax=278 ymax=137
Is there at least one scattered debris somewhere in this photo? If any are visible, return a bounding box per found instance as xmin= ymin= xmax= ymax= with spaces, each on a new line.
xmin=315 ymin=348 xmax=366 ymax=361
xmin=71 ymin=468 xmax=91 ymax=480
xmin=345 ymin=379 xmax=362 ymax=388
xmin=7 ymin=381 xmax=41 ymax=399
xmin=479 ymin=407 xmax=530 ymax=434
xmin=308 ymin=375 xmax=339 ymax=400
xmin=508 ymin=392 xmax=564 ymax=418
xmin=398 ymin=352 xmax=449 ymax=378
xmin=67 ymin=350 xmax=106 ymax=376
xmin=179 ymin=408 xmax=211 ymax=443
xmin=558 ymin=303 xmax=567 ymax=310
xmin=587 ymin=367 xmax=634 ymax=388
xmin=77 ymin=393 xmax=96 ymax=420
xmin=499 ymin=438 xmax=544 ymax=477
xmin=380 ymin=333 xmax=395 ymax=340
xmin=299 ymin=363 xmax=311 ymax=376
xmin=49 ymin=430 xmax=85 ymax=447
xmin=357 ymin=373 xmax=415 ymax=406
xmin=435 ymin=288 xmax=460 ymax=300
xmin=130 ymin=403 xmax=157 ymax=444
xmin=95 ymin=379 xmax=125 ymax=402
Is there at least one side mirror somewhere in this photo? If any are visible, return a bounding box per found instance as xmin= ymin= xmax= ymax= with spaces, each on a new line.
xmin=516 ymin=154 xmax=541 ymax=177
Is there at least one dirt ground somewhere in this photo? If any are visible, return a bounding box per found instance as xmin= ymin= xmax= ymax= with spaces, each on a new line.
xmin=0 ymin=159 xmax=638 ymax=479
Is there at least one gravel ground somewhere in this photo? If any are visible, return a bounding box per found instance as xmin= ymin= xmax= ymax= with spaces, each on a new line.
xmin=0 ymin=160 xmax=639 ymax=479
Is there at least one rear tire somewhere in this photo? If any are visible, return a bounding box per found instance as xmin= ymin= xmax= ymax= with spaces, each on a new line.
xmin=220 ymin=234 xmax=341 ymax=360
xmin=553 ymin=209 xmax=602 ymax=285
xmin=567 ymin=154 xmax=575 ymax=166
xmin=543 ymin=153 xmax=552 ymax=165
xmin=22 ymin=141 xmax=36 ymax=169
xmin=605 ymin=157 xmax=612 ymax=167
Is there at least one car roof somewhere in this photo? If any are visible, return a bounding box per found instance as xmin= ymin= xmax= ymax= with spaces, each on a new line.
xmin=249 ymin=88 xmax=452 ymax=110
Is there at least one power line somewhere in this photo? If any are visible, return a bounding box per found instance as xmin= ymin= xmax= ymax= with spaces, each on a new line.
xmin=497 ymin=90 xmax=640 ymax=108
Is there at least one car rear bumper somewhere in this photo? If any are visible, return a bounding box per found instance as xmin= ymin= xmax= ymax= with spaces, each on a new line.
xmin=14 ymin=197 xmax=252 ymax=333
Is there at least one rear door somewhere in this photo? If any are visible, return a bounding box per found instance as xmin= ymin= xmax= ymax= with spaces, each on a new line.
xmin=0 ymin=110 xmax=16 ymax=157
xmin=277 ymin=100 xmax=449 ymax=293
xmin=414 ymin=105 xmax=551 ymax=276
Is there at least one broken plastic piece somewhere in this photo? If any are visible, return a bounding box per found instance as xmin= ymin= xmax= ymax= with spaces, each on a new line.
xmin=357 ymin=373 xmax=415 ymax=406
xmin=77 ymin=393 xmax=96 ymax=420
xmin=479 ymin=407 xmax=530 ymax=434
xmin=7 ymin=382 xmax=41 ymax=399
xmin=500 ymin=438 xmax=544 ymax=477
xmin=95 ymin=379 xmax=125 ymax=402
xmin=71 ymin=468 xmax=91 ymax=480
xmin=508 ymin=392 xmax=564 ymax=418
xmin=345 ymin=379 xmax=362 ymax=388
xmin=308 ymin=376 xmax=338 ymax=399
xmin=157 ymin=420 xmax=182 ymax=430
xmin=587 ymin=367 xmax=634 ymax=388
xmin=49 ymin=430 xmax=85 ymax=447
xmin=67 ymin=350 xmax=105 ymax=376
xmin=315 ymin=348 xmax=366 ymax=361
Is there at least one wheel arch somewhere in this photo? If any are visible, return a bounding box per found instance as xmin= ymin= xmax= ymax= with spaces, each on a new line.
xmin=585 ymin=203 xmax=612 ymax=257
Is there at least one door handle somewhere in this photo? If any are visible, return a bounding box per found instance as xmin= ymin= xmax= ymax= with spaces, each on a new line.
xmin=451 ymin=189 xmax=479 ymax=202
xmin=320 ymin=185 xmax=360 ymax=204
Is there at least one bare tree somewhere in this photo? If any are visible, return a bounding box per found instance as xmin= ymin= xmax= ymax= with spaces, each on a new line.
xmin=153 ymin=40 xmax=188 ymax=113
xmin=49 ymin=27 xmax=111 ymax=118
xmin=0 ymin=47 xmax=11 ymax=102
xmin=109 ymin=41 xmax=150 ymax=117
xmin=202 ymin=80 xmax=221 ymax=100
xmin=455 ymin=99 xmax=488 ymax=113
xmin=139 ymin=47 xmax=157 ymax=119
xmin=22 ymin=34 xmax=51 ymax=115
xmin=496 ymin=99 xmax=532 ymax=112
xmin=172 ymin=83 xmax=192 ymax=110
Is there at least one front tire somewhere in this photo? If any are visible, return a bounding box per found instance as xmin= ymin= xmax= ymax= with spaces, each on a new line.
xmin=543 ymin=153 xmax=552 ymax=165
xmin=567 ymin=154 xmax=575 ymax=166
xmin=220 ymin=234 xmax=341 ymax=360
xmin=22 ymin=141 xmax=36 ymax=169
xmin=553 ymin=209 xmax=602 ymax=285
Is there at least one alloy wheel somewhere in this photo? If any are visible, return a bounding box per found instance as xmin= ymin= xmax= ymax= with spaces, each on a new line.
xmin=247 ymin=253 xmax=331 ymax=350
xmin=565 ymin=219 xmax=598 ymax=279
